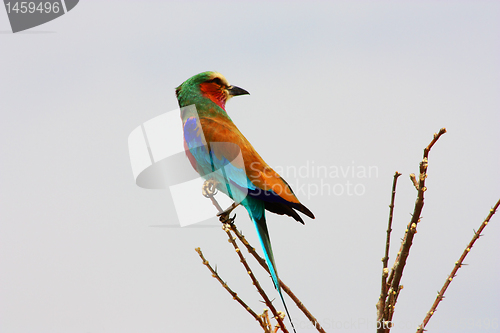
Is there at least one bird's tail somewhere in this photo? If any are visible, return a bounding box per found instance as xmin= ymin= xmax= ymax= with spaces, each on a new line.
xmin=248 ymin=203 xmax=296 ymax=333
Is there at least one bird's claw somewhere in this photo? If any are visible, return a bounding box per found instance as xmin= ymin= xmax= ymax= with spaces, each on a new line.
xmin=217 ymin=202 xmax=239 ymax=217
xmin=202 ymin=179 xmax=219 ymax=198
xmin=219 ymin=213 xmax=236 ymax=225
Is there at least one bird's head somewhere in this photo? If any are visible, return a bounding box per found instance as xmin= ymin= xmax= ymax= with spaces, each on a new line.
xmin=176 ymin=71 xmax=249 ymax=110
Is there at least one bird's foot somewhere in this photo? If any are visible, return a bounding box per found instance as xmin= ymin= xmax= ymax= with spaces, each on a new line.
xmin=202 ymin=179 xmax=219 ymax=198
xmin=218 ymin=202 xmax=239 ymax=225
xmin=217 ymin=202 xmax=239 ymax=218
xmin=219 ymin=212 xmax=236 ymax=225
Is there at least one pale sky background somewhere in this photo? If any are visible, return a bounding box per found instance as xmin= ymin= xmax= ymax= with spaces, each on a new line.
xmin=1 ymin=1 xmax=499 ymax=333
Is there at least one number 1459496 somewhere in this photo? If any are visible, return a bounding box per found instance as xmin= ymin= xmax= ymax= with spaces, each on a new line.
xmin=5 ymin=2 xmax=61 ymax=14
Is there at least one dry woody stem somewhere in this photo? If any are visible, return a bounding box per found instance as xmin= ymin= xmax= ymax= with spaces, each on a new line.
xmin=229 ymin=223 xmax=327 ymax=333
xmin=416 ymin=198 xmax=500 ymax=333
xmin=377 ymin=128 xmax=446 ymax=333
xmin=195 ymin=247 xmax=270 ymax=332
xmin=223 ymin=224 xmax=289 ymax=333
xmin=376 ymin=171 xmax=402 ymax=324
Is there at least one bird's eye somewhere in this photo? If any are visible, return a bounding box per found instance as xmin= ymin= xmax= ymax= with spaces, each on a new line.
xmin=209 ymin=77 xmax=224 ymax=86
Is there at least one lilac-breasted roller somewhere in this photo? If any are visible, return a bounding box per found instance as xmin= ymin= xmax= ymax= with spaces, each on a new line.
xmin=176 ymin=71 xmax=314 ymax=329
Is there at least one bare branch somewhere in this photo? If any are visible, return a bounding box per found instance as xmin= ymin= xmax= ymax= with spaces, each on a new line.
xmin=381 ymin=128 xmax=447 ymax=331
xmin=222 ymin=223 xmax=289 ymax=333
xmin=229 ymin=223 xmax=327 ymax=333
xmin=416 ymin=198 xmax=500 ymax=333
xmin=377 ymin=171 xmax=402 ymax=324
xmin=195 ymin=247 xmax=270 ymax=332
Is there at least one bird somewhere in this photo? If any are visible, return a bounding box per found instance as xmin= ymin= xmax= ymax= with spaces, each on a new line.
xmin=176 ymin=71 xmax=314 ymax=330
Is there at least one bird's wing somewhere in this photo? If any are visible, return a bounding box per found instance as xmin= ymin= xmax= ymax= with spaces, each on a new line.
xmin=183 ymin=115 xmax=314 ymax=220
xmin=184 ymin=117 xmax=255 ymax=193
xmin=199 ymin=116 xmax=314 ymax=217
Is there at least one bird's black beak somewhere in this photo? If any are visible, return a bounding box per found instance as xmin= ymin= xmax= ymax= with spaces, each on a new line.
xmin=227 ymin=85 xmax=250 ymax=96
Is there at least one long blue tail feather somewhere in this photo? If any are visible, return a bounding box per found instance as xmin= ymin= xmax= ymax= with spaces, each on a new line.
xmin=245 ymin=198 xmax=296 ymax=333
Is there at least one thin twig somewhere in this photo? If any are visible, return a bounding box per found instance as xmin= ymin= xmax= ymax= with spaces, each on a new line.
xmin=222 ymin=223 xmax=289 ymax=333
xmin=376 ymin=171 xmax=402 ymax=326
xmin=416 ymin=198 xmax=500 ymax=333
xmin=382 ymin=128 xmax=447 ymax=331
xmin=261 ymin=310 xmax=272 ymax=333
xmin=195 ymin=247 xmax=270 ymax=332
xmin=229 ymin=224 xmax=327 ymax=333
xmin=409 ymin=174 xmax=419 ymax=190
